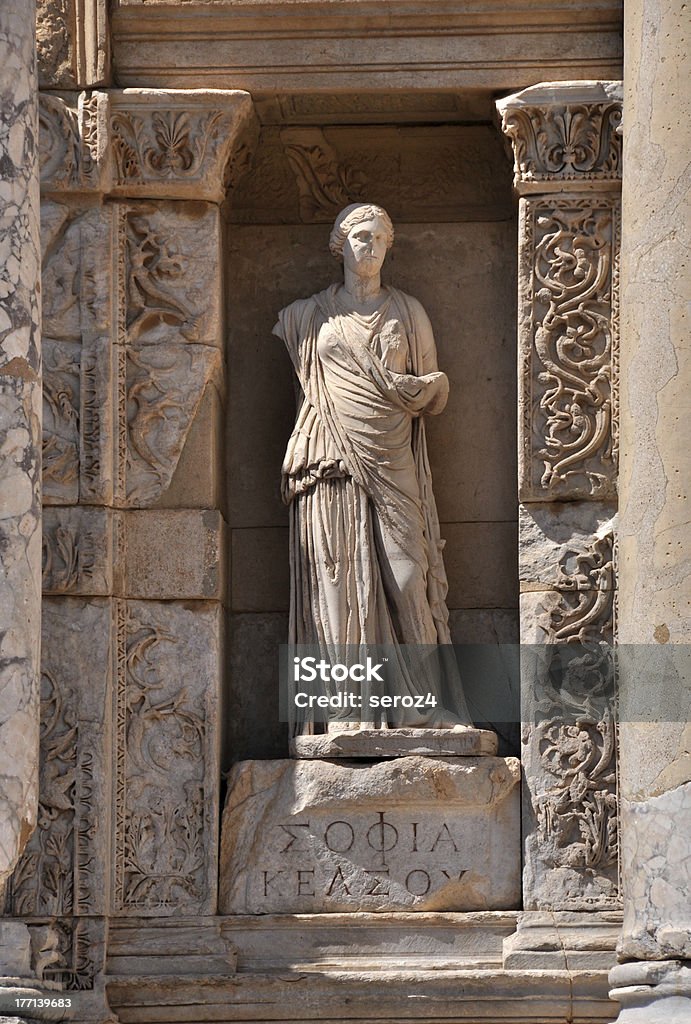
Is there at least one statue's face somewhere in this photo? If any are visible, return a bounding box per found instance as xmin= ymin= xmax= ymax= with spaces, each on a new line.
xmin=343 ymin=216 xmax=388 ymax=277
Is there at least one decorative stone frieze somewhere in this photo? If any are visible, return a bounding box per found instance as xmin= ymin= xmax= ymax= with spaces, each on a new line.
xmin=109 ymin=90 xmax=257 ymax=203
xmin=3 ymin=599 xmax=112 ymax=920
xmin=519 ymin=507 xmax=619 ymax=910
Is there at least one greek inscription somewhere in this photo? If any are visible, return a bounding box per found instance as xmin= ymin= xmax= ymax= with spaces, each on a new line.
xmin=262 ymin=870 xmax=284 ymax=896
xmin=364 ymin=869 xmax=390 ymax=896
xmin=296 ymin=869 xmax=315 ymax=896
xmin=406 ymin=869 xmax=432 ymax=896
xmin=324 ymin=821 xmax=355 ymax=853
xmin=430 ymin=823 xmax=460 ymax=852
xmin=278 ymin=822 xmax=310 ymax=853
xmin=326 ymin=867 xmax=352 ymax=897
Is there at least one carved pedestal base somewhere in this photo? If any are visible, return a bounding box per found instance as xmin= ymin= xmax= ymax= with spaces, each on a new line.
xmin=291 ymin=726 xmax=497 ymax=759
xmin=219 ymin=756 xmax=520 ymax=914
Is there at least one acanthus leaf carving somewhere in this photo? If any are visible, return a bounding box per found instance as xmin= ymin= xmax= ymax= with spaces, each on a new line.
xmin=281 ymin=128 xmax=366 ymax=222
xmin=38 ymin=92 xmax=110 ymax=193
xmin=109 ymin=94 xmax=256 ymax=200
xmin=498 ymin=101 xmax=622 ymax=187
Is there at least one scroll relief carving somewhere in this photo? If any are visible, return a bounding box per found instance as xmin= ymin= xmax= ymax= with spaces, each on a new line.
xmin=114 ymin=603 xmax=216 ymax=914
xmin=522 ymin=198 xmax=619 ymax=501
xmin=117 ymin=205 xmax=221 ymax=506
xmin=532 ymin=527 xmax=618 ymax=888
xmin=499 ymin=101 xmax=622 ymax=186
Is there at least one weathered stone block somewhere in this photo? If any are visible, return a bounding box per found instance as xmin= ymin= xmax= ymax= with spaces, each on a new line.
xmin=124 ymin=509 xmax=225 ymax=600
xmin=42 ymin=507 xmax=116 ymax=595
xmin=519 ymin=502 xmax=617 ymax=589
xmin=220 ymin=756 xmax=520 ymax=914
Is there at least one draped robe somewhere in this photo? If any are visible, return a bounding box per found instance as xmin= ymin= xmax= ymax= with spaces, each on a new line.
xmin=274 ymin=283 xmax=471 ymax=731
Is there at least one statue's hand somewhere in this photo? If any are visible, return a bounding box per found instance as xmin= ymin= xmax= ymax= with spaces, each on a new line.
xmin=391 ymin=371 xmax=449 ymax=414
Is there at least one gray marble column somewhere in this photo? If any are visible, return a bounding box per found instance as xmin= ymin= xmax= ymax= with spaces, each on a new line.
xmin=609 ymin=0 xmax=691 ymax=1019
xmin=0 ymin=1 xmax=41 ymax=892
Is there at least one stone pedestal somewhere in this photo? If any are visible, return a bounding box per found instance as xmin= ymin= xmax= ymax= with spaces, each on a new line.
xmin=220 ymin=756 xmax=520 ymax=914
xmin=292 ymin=727 xmax=497 ymax=759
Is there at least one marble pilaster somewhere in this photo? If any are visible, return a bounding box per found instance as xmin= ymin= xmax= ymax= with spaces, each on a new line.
xmin=609 ymin=0 xmax=691 ymax=1018
xmin=496 ymin=82 xmax=622 ymax=911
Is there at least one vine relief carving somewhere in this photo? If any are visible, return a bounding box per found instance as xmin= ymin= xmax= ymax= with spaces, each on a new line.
xmin=498 ymin=101 xmax=622 ymax=186
xmin=531 ymin=525 xmax=618 ymax=899
xmin=5 ymin=671 xmax=79 ymax=916
xmin=522 ymin=198 xmax=619 ymax=501
xmin=114 ymin=604 xmax=215 ymax=913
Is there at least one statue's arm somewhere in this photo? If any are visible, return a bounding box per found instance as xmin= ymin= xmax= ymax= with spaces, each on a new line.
xmin=409 ymin=297 xmax=449 ymax=415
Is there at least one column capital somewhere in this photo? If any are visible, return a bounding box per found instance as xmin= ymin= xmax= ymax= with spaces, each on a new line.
xmin=109 ymin=89 xmax=257 ymax=203
xmin=496 ymin=81 xmax=622 ymax=193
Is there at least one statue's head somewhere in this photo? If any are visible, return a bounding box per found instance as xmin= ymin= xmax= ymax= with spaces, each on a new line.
xmin=329 ymin=203 xmax=395 ymax=264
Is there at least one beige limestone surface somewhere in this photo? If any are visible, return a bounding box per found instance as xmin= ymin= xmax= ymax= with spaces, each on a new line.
xmin=614 ymin=0 xmax=691 ymax=982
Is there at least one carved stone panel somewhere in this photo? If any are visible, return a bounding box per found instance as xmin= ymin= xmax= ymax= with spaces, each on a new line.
xmin=220 ymin=757 xmax=520 ymax=914
xmin=109 ymin=90 xmax=256 ymax=202
xmin=41 ymin=201 xmax=116 ymax=505
xmin=115 ymin=201 xmax=223 ymax=506
xmin=519 ymin=506 xmax=619 ymax=910
xmin=518 ymin=196 xmax=619 ymax=502
xmin=112 ymin=601 xmax=221 ymax=916
xmin=39 ymin=92 xmax=110 ymax=193
xmin=4 ymin=598 xmax=112 ymax=919
xmin=230 ymin=125 xmax=513 ymax=225
xmin=42 ymin=507 xmax=118 ymax=596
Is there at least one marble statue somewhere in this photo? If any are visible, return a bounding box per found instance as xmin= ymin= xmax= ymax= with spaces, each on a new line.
xmin=274 ymin=203 xmax=474 ymax=736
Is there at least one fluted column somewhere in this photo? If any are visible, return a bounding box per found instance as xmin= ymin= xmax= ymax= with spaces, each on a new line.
xmin=0 ymin=0 xmax=41 ymax=893
xmin=609 ymin=0 xmax=691 ymax=1019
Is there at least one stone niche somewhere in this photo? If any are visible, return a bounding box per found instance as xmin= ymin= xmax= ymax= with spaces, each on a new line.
xmin=223 ymin=104 xmax=519 ymax=765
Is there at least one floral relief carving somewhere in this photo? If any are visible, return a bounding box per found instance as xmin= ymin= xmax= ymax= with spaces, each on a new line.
xmin=125 ymin=215 xmax=199 ymax=342
xmin=499 ymin=101 xmax=622 ymax=185
xmin=43 ymin=340 xmax=80 ymax=504
xmin=530 ymin=525 xmax=618 ymax=900
xmin=114 ymin=608 xmax=210 ymax=912
xmin=523 ymin=199 xmax=619 ymax=500
xmin=111 ymin=108 xmax=226 ymax=184
xmin=5 ymin=671 xmax=78 ymax=917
